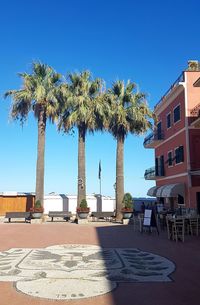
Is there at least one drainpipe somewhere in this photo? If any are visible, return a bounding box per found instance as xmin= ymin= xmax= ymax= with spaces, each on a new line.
xmin=182 ymin=72 xmax=191 ymax=208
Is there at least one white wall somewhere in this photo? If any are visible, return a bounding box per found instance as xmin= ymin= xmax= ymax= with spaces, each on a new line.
xmin=102 ymin=197 xmax=116 ymax=211
xmin=44 ymin=195 xmax=64 ymax=214
xmin=67 ymin=195 xmax=77 ymax=214
xmin=86 ymin=195 xmax=97 ymax=212
xmin=43 ymin=194 xmax=116 ymax=214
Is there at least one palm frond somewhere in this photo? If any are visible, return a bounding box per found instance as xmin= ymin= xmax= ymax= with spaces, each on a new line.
xmin=107 ymin=80 xmax=153 ymax=140
xmin=4 ymin=61 xmax=64 ymax=123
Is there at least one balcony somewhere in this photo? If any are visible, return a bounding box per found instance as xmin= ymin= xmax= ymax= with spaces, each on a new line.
xmin=154 ymin=72 xmax=184 ymax=112
xmin=143 ymin=131 xmax=164 ymax=148
xmin=190 ymin=102 xmax=200 ymax=128
xmin=144 ymin=166 xmax=165 ymax=180
xmin=144 ymin=167 xmax=156 ymax=180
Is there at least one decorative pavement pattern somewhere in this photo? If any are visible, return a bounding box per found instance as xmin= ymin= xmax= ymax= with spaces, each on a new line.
xmin=0 ymin=244 xmax=175 ymax=300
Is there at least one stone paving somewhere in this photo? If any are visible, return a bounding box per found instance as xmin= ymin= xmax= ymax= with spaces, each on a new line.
xmin=0 ymin=244 xmax=175 ymax=300
xmin=0 ymin=222 xmax=200 ymax=305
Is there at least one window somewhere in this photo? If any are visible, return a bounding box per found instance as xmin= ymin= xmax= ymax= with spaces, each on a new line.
xmin=178 ymin=195 xmax=184 ymax=205
xmin=160 ymin=155 xmax=165 ymax=176
xmin=155 ymin=157 xmax=159 ymax=176
xmin=167 ymin=113 xmax=171 ymax=129
xmin=168 ymin=151 xmax=173 ymax=166
xmin=174 ymin=105 xmax=181 ymax=123
xmin=157 ymin=122 xmax=162 ymax=140
xmin=155 ymin=155 xmax=165 ymax=176
xmin=175 ymin=146 xmax=184 ymax=164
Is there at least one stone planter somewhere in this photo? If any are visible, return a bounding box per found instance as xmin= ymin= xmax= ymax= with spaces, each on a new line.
xmin=31 ymin=212 xmax=43 ymax=219
xmin=77 ymin=212 xmax=89 ymax=219
xmin=122 ymin=211 xmax=133 ymax=219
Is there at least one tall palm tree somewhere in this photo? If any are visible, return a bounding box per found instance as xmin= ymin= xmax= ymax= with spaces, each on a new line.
xmin=107 ymin=80 xmax=153 ymax=220
xmin=58 ymin=70 xmax=105 ymax=207
xmin=4 ymin=62 xmax=63 ymax=206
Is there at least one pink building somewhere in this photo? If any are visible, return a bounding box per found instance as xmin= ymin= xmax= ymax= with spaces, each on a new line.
xmin=144 ymin=60 xmax=200 ymax=212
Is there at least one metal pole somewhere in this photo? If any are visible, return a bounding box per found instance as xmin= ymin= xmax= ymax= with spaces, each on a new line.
xmin=100 ymin=176 xmax=102 ymax=196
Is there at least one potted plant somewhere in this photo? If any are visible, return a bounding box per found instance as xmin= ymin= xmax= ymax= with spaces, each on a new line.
xmin=30 ymin=200 xmax=44 ymax=219
xmin=121 ymin=193 xmax=133 ymax=219
xmin=77 ymin=199 xmax=90 ymax=219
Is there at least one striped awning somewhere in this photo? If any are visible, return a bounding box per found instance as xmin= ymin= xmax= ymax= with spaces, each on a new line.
xmin=156 ymin=183 xmax=184 ymax=198
xmin=147 ymin=186 xmax=159 ymax=197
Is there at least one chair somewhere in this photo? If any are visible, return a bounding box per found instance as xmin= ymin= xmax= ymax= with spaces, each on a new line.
xmin=158 ymin=213 xmax=166 ymax=230
xmin=172 ymin=218 xmax=185 ymax=242
xmin=132 ymin=215 xmax=142 ymax=232
xmin=189 ymin=217 xmax=198 ymax=236
xmin=166 ymin=216 xmax=173 ymax=240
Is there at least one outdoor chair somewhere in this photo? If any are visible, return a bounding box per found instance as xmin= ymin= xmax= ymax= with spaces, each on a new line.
xmin=172 ymin=218 xmax=185 ymax=242
xmin=132 ymin=215 xmax=142 ymax=231
xmin=137 ymin=214 xmax=144 ymax=232
xmin=189 ymin=217 xmax=198 ymax=236
xmin=166 ymin=216 xmax=173 ymax=240
xmin=158 ymin=213 xmax=166 ymax=230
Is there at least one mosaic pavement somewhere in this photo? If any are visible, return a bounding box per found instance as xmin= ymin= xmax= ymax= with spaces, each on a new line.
xmin=0 ymin=244 xmax=175 ymax=300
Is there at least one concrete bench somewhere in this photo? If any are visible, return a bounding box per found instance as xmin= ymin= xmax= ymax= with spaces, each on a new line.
xmin=5 ymin=212 xmax=31 ymax=223
xmin=91 ymin=212 xmax=115 ymax=222
xmin=48 ymin=211 xmax=72 ymax=222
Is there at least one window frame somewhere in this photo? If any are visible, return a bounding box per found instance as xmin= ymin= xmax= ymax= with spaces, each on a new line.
xmin=156 ymin=120 xmax=162 ymax=140
xmin=166 ymin=112 xmax=171 ymax=129
xmin=167 ymin=150 xmax=173 ymax=167
xmin=174 ymin=145 xmax=184 ymax=165
xmin=173 ymin=104 xmax=181 ymax=124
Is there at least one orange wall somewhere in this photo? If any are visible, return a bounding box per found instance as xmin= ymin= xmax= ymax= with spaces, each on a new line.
xmin=0 ymin=196 xmax=34 ymax=216
xmin=157 ymin=175 xmax=189 ymax=207
xmin=190 ymin=186 xmax=200 ymax=209
xmin=189 ymin=129 xmax=200 ymax=170
xmin=186 ymin=71 xmax=200 ymax=111
xmin=152 ymin=70 xmax=200 ymax=209
xmin=157 ymin=90 xmax=185 ymax=138
xmin=155 ymin=129 xmax=187 ymax=176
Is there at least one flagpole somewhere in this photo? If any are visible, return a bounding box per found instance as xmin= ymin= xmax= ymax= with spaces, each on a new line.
xmin=98 ymin=160 xmax=102 ymax=196
xmin=98 ymin=160 xmax=102 ymax=212
xmin=100 ymin=175 xmax=102 ymax=196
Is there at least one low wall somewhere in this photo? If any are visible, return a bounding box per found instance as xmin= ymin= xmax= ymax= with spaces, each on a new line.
xmin=43 ymin=194 xmax=115 ymax=214
xmin=0 ymin=193 xmax=116 ymax=215
xmin=0 ymin=193 xmax=34 ymax=216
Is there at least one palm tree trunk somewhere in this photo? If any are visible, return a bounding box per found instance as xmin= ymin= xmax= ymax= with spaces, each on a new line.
xmin=35 ymin=108 xmax=46 ymax=206
xmin=116 ymin=137 xmax=124 ymax=221
xmin=77 ymin=127 xmax=86 ymax=207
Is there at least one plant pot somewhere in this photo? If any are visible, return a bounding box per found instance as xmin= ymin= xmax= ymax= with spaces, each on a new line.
xmin=31 ymin=212 xmax=43 ymax=219
xmin=122 ymin=212 xmax=133 ymax=219
xmin=77 ymin=212 xmax=89 ymax=219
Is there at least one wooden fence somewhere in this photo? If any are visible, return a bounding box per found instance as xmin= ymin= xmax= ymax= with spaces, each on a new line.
xmin=0 ymin=195 xmax=35 ymax=216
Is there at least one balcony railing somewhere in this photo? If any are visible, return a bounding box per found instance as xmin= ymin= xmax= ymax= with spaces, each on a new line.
xmin=143 ymin=131 xmax=164 ymax=148
xmin=144 ymin=166 xmax=165 ymax=180
xmin=190 ymin=102 xmax=200 ymax=116
xmin=154 ymin=72 xmax=184 ymax=110
xmin=190 ymin=103 xmax=200 ymax=127
xmin=144 ymin=167 xmax=156 ymax=180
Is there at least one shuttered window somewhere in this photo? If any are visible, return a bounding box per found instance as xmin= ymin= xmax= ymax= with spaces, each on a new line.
xmin=168 ymin=151 xmax=173 ymax=166
xmin=167 ymin=113 xmax=171 ymax=128
xmin=174 ymin=105 xmax=181 ymax=123
xmin=175 ymin=146 xmax=184 ymax=164
xmin=160 ymin=155 xmax=165 ymax=176
xmin=155 ymin=156 xmax=165 ymax=176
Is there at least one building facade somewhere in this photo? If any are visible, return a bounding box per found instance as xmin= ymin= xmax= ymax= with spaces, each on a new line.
xmin=144 ymin=60 xmax=200 ymax=212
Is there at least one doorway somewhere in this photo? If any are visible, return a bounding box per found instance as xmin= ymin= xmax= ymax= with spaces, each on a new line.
xmin=196 ymin=192 xmax=200 ymax=214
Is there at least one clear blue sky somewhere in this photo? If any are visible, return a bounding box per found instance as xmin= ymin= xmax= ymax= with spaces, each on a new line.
xmin=0 ymin=0 xmax=200 ymax=197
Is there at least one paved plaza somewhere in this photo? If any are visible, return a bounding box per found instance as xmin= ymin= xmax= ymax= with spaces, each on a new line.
xmin=0 ymin=221 xmax=200 ymax=305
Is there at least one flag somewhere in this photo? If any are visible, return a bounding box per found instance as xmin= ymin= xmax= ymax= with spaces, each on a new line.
xmin=98 ymin=160 xmax=101 ymax=179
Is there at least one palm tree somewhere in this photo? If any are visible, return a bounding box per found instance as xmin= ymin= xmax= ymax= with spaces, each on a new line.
xmin=4 ymin=62 xmax=63 ymax=206
xmin=107 ymin=80 xmax=153 ymax=220
xmin=58 ymin=70 xmax=105 ymax=207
